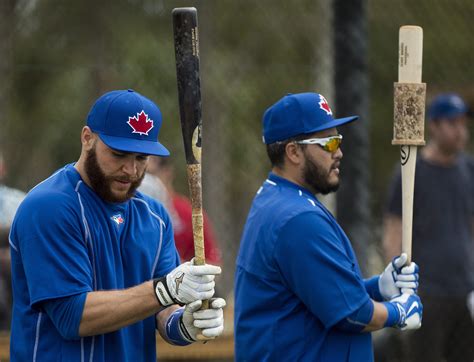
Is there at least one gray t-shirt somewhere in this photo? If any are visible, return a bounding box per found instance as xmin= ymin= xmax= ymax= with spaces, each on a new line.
xmin=0 ymin=184 xmax=26 ymax=227
xmin=0 ymin=184 xmax=25 ymax=329
xmin=387 ymin=154 xmax=474 ymax=296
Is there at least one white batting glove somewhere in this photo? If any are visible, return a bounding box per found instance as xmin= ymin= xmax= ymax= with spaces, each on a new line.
xmin=153 ymin=260 xmax=221 ymax=306
xmin=388 ymin=293 xmax=423 ymax=330
xmin=379 ymin=253 xmax=419 ymax=300
xmin=179 ymin=298 xmax=226 ymax=342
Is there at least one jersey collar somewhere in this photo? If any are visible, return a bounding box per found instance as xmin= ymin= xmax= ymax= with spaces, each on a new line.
xmin=267 ymin=172 xmax=317 ymax=200
xmin=66 ymin=163 xmax=129 ymax=211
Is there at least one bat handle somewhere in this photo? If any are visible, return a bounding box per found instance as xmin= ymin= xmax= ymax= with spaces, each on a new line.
xmin=191 ymin=211 xmax=209 ymax=310
xmin=186 ymin=164 xmax=209 ymax=310
xmin=190 ymin=208 xmax=206 ymax=266
xmin=400 ymin=145 xmax=417 ymax=264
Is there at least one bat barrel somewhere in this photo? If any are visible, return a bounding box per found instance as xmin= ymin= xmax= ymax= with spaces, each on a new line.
xmin=398 ymin=26 xmax=423 ymax=83
xmin=173 ymin=7 xmax=202 ymax=165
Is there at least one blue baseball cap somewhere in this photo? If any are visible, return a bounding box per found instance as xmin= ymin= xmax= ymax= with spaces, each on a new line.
xmin=427 ymin=93 xmax=468 ymax=121
xmin=86 ymin=89 xmax=170 ymax=156
xmin=262 ymin=92 xmax=358 ymax=144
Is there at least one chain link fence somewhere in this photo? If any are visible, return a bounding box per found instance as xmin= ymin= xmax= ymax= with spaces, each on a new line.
xmin=1 ymin=0 xmax=473 ymax=360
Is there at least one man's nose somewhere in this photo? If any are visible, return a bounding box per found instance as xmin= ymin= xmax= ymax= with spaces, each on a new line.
xmin=122 ymin=158 xmax=137 ymax=176
xmin=333 ymin=147 xmax=343 ymax=160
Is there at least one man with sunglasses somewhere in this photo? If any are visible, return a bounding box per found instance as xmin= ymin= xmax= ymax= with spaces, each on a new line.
xmin=234 ymin=92 xmax=422 ymax=361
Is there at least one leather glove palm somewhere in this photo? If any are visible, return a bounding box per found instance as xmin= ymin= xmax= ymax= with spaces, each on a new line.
xmin=154 ymin=260 xmax=221 ymax=306
xmin=379 ymin=253 xmax=419 ymax=300
xmin=179 ymin=298 xmax=226 ymax=342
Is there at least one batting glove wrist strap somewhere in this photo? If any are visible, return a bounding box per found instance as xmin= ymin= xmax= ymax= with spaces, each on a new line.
xmin=153 ymin=277 xmax=179 ymax=307
xmin=164 ymin=308 xmax=193 ymax=346
xmin=384 ymin=293 xmax=423 ymax=330
xmin=383 ymin=301 xmax=406 ymax=327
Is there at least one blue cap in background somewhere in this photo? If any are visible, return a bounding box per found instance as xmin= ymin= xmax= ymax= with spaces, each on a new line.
xmin=427 ymin=93 xmax=468 ymax=121
xmin=262 ymin=92 xmax=358 ymax=144
xmin=87 ymin=89 xmax=170 ymax=156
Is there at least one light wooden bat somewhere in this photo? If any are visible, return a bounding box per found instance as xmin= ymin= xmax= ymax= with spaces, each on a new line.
xmin=392 ymin=26 xmax=426 ymax=263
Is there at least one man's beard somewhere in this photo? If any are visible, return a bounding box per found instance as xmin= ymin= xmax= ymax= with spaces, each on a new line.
xmin=84 ymin=147 xmax=144 ymax=203
xmin=302 ymin=152 xmax=339 ymax=195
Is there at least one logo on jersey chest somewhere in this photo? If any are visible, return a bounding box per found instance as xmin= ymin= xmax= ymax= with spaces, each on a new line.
xmin=111 ymin=214 xmax=125 ymax=225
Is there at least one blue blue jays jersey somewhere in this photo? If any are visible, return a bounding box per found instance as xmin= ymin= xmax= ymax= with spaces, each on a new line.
xmin=234 ymin=173 xmax=372 ymax=361
xmin=9 ymin=164 xmax=180 ymax=361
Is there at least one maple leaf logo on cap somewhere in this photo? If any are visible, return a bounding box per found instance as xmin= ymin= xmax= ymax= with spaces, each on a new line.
xmin=127 ymin=110 xmax=154 ymax=135
xmin=318 ymin=95 xmax=333 ymax=115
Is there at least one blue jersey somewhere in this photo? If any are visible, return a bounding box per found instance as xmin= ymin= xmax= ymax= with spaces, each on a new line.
xmin=234 ymin=173 xmax=372 ymax=361
xmin=9 ymin=164 xmax=180 ymax=361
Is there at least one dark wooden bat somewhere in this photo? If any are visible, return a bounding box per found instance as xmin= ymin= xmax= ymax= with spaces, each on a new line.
xmin=172 ymin=7 xmax=208 ymax=309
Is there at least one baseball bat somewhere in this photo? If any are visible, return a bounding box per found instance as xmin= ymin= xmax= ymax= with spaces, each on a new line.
xmin=392 ymin=26 xmax=426 ymax=263
xmin=172 ymin=7 xmax=209 ymax=309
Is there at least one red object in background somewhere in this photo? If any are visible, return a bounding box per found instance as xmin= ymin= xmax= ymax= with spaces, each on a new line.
xmin=171 ymin=193 xmax=222 ymax=265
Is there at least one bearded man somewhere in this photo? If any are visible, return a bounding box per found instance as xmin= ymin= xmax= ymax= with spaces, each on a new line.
xmin=9 ymin=89 xmax=225 ymax=361
xmin=234 ymin=92 xmax=422 ymax=361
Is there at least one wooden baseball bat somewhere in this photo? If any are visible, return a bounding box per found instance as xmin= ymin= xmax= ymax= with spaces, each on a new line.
xmin=392 ymin=26 xmax=426 ymax=264
xmin=172 ymin=7 xmax=209 ymax=309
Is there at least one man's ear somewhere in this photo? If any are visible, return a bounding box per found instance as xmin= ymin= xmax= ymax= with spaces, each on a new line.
xmin=285 ymin=142 xmax=304 ymax=166
xmin=81 ymin=126 xmax=96 ymax=151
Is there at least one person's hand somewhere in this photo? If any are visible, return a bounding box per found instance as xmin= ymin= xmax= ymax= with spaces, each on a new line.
xmin=379 ymin=253 xmax=419 ymax=300
xmin=179 ymin=298 xmax=226 ymax=342
xmin=388 ymin=293 xmax=423 ymax=330
xmin=154 ymin=260 xmax=221 ymax=306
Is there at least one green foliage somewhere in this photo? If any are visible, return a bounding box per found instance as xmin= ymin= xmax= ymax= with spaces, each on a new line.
xmin=1 ymin=0 xmax=473 ymax=231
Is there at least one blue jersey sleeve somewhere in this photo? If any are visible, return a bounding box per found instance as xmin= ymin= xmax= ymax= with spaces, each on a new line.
xmin=364 ymin=276 xmax=383 ymax=301
xmin=274 ymin=211 xmax=370 ymax=328
xmin=334 ymin=298 xmax=374 ymax=333
xmin=42 ymin=293 xmax=87 ymax=340
xmin=12 ymin=192 xmax=93 ymax=308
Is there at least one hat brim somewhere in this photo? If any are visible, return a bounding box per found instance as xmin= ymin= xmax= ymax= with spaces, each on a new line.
xmin=307 ymin=115 xmax=359 ymax=134
xmin=429 ymin=109 xmax=467 ymax=121
xmin=98 ymin=134 xmax=170 ymax=156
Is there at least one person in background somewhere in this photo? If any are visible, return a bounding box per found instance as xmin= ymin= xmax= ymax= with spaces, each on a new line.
xmin=139 ymin=165 xmax=174 ymax=216
xmin=142 ymin=156 xmax=222 ymax=265
xmin=0 ymin=153 xmax=26 ymax=330
xmin=384 ymin=93 xmax=474 ymax=361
